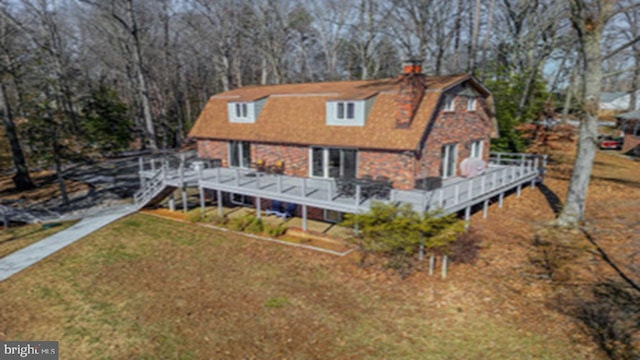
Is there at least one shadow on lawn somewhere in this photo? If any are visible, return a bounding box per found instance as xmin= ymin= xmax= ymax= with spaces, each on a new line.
xmin=537 ymin=183 xmax=562 ymax=216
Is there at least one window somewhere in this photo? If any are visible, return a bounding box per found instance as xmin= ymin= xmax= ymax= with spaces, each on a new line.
xmin=441 ymin=143 xmax=457 ymax=178
xmin=229 ymin=141 xmax=251 ymax=168
xmin=310 ymin=147 xmax=357 ymax=179
xmin=467 ymin=97 xmax=476 ymax=111
xmin=235 ymin=103 xmax=248 ymax=118
xmin=470 ymin=140 xmax=483 ymax=158
xmin=336 ymin=102 xmax=355 ymax=120
xmin=443 ymin=95 xmax=454 ymax=111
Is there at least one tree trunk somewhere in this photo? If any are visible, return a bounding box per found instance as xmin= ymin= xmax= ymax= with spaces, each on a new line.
xmin=468 ymin=0 xmax=481 ymax=73
xmin=127 ymin=0 xmax=157 ymax=150
xmin=556 ymin=20 xmax=603 ymax=227
xmin=479 ymin=0 xmax=496 ymax=80
xmin=0 ymin=82 xmax=34 ymax=190
xmin=629 ymin=50 xmax=639 ymax=111
xmin=53 ymin=140 xmax=69 ymax=208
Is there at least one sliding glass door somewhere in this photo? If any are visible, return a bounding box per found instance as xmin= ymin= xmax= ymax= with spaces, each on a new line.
xmin=310 ymin=147 xmax=357 ymax=179
xmin=441 ymin=143 xmax=457 ymax=178
xmin=229 ymin=141 xmax=251 ymax=168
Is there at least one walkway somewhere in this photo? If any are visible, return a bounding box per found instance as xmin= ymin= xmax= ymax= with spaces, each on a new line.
xmin=0 ymin=204 xmax=137 ymax=282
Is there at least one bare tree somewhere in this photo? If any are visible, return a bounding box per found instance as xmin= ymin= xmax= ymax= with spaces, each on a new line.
xmin=556 ymin=0 xmax=640 ymax=227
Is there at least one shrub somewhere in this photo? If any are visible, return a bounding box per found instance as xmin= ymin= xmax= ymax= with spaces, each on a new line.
xmin=341 ymin=202 xmax=465 ymax=277
xmin=245 ymin=217 xmax=264 ymax=234
xmin=265 ymin=223 xmax=287 ymax=237
xmin=227 ymin=214 xmax=257 ymax=231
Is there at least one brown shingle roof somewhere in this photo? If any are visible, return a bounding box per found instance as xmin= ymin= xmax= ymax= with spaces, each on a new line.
xmin=188 ymin=74 xmax=495 ymax=151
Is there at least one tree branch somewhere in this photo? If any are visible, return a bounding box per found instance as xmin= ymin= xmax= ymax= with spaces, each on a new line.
xmin=602 ymin=33 xmax=640 ymax=60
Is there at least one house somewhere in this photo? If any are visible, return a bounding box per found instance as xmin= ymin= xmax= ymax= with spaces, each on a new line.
xmin=186 ymin=62 xmax=499 ymax=221
xmin=615 ymin=110 xmax=640 ymax=156
xmin=189 ymin=62 xmax=497 ymax=190
xmin=599 ymin=91 xmax=640 ymax=118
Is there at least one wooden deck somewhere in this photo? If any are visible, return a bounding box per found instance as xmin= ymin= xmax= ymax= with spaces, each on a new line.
xmin=135 ymin=152 xmax=546 ymax=221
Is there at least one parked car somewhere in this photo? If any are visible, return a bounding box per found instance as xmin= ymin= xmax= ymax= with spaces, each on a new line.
xmin=598 ymin=135 xmax=623 ymax=150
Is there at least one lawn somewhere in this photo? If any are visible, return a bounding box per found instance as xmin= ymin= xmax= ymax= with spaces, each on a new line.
xmin=0 ymin=212 xmax=581 ymax=359
xmin=0 ymin=221 xmax=78 ymax=258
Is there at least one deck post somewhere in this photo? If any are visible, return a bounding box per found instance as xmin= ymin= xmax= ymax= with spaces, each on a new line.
xmin=151 ymin=159 xmax=156 ymax=172
xmin=168 ymin=193 xmax=175 ymax=211
xmin=464 ymin=206 xmax=471 ymax=230
xmin=492 ymin=172 xmax=497 ymax=190
xmin=216 ymin=166 xmax=221 ymax=182
xmin=302 ymin=205 xmax=308 ymax=231
xmin=499 ymin=192 xmax=504 ymax=208
xmin=442 ymin=255 xmax=448 ymax=279
xmin=302 ymin=178 xmax=307 ymax=197
xmin=511 ymin=166 xmax=516 ymax=181
xmin=497 ymin=153 xmax=501 ymax=165
xmin=481 ymin=175 xmax=486 ymax=193
xmin=182 ymin=186 xmax=188 ymax=213
xmin=439 ymin=188 xmax=444 ymax=208
xmin=199 ymin=186 xmax=205 ymax=214
xmin=327 ymin=181 xmax=332 ymax=201
xmin=454 ymin=184 xmax=460 ymax=204
xmin=355 ymin=184 xmax=361 ymax=206
xmin=468 ymin=179 xmax=473 ymax=200
xmin=256 ymin=196 xmax=261 ymax=218
xmin=483 ymin=199 xmax=488 ymax=218
xmin=517 ymin=184 xmax=522 ymax=197
xmin=531 ymin=178 xmax=536 ymax=189
xmin=235 ymin=168 xmax=240 ymax=186
xmin=217 ymin=190 xmax=223 ymax=216
xmin=277 ymin=175 xmax=282 ymax=193
xmin=256 ymin=174 xmax=261 ymax=189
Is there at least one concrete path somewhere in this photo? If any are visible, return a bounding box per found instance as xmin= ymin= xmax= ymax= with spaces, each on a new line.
xmin=0 ymin=205 xmax=138 ymax=282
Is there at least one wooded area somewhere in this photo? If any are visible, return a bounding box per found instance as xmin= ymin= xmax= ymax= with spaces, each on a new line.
xmin=0 ymin=0 xmax=639 ymax=223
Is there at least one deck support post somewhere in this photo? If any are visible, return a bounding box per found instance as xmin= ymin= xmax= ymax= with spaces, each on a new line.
xmin=517 ymin=184 xmax=522 ymax=197
xmin=217 ymin=190 xmax=223 ymax=217
xmin=168 ymin=193 xmax=175 ymax=211
xmin=256 ymin=196 xmax=261 ymax=218
xmin=464 ymin=206 xmax=471 ymax=230
xmin=441 ymin=255 xmax=448 ymax=279
xmin=199 ymin=186 xmax=205 ymax=214
xmin=531 ymin=178 xmax=536 ymax=189
xmin=354 ymin=218 xmax=359 ymax=236
xmin=499 ymin=192 xmax=504 ymax=208
xmin=483 ymin=199 xmax=488 ymax=218
xmin=302 ymin=204 xmax=308 ymax=231
xmin=182 ymin=186 xmax=188 ymax=213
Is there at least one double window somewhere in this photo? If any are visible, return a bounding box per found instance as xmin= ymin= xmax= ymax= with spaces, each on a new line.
xmin=470 ymin=140 xmax=483 ymax=159
xmin=235 ymin=103 xmax=248 ymax=119
xmin=336 ymin=102 xmax=355 ymax=120
xmin=310 ymin=147 xmax=357 ymax=179
xmin=229 ymin=141 xmax=251 ymax=168
xmin=443 ymin=95 xmax=455 ymax=111
xmin=441 ymin=143 xmax=457 ymax=179
xmin=467 ymin=97 xmax=476 ymax=111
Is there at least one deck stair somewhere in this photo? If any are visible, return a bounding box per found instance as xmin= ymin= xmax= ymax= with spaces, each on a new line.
xmin=134 ymin=168 xmax=177 ymax=208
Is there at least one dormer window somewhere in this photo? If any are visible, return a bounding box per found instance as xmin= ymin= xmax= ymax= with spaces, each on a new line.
xmin=228 ymin=99 xmax=266 ymax=124
xmin=467 ymin=97 xmax=476 ymax=111
xmin=337 ymin=102 xmax=355 ymax=120
xmin=235 ymin=103 xmax=248 ymax=118
xmin=326 ymin=100 xmax=369 ymax=126
xmin=444 ymin=95 xmax=454 ymax=111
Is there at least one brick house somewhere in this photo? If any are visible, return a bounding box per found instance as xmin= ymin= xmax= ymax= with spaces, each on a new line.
xmin=188 ymin=63 xmax=498 ymax=219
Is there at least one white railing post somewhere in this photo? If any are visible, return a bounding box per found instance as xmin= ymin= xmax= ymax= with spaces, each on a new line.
xmin=497 ymin=153 xmax=502 ymax=165
xmin=355 ymin=184 xmax=361 ymax=205
xmin=151 ymin=159 xmax=156 ymax=172
xmin=277 ymin=175 xmax=283 ymax=193
xmin=468 ymin=178 xmax=473 ymax=200
xmin=439 ymin=188 xmax=444 ymax=208
xmin=454 ymin=184 xmax=460 ymax=204
xmin=216 ymin=166 xmax=221 ymax=182
xmin=481 ymin=175 xmax=486 ymax=194
xmin=327 ymin=181 xmax=332 ymax=201
xmin=492 ymin=171 xmax=497 ymax=190
xmin=302 ymin=178 xmax=307 ymax=197
xmin=256 ymin=174 xmax=261 ymax=189
xmin=235 ymin=168 xmax=240 ymax=186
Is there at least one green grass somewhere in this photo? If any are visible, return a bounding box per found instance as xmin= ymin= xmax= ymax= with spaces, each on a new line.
xmin=0 ymin=213 xmax=586 ymax=359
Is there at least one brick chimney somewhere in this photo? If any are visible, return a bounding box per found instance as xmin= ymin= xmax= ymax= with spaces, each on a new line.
xmin=396 ymin=60 xmax=425 ymax=128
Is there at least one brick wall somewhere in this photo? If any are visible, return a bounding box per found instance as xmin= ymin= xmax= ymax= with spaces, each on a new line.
xmin=417 ymin=94 xmax=493 ymax=181
xmin=198 ymin=140 xmax=228 ymax=166
xmin=253 ymin=143 xmax=309 ymax=177
xmin=358 ymin=150 xmax=416 ymax=190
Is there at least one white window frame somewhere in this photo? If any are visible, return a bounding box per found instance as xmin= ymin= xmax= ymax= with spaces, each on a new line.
xmin=336 ymin=101 xmax=355 ymax=120
xmin=308 ymin=147 xmax=358 ymax=179
xmin=443 ymin=95 xmax=455 ymax=112
xmin=470 ymin=140 xmax=483 ymax=159
xmin=235 ymin=103 xmax=248 ymax=119
xmin=442 ymin=143 xmax=457 ymax=179
xmin=228 ymin=141 xmax=251 ymax=168
xmin=466 ymin=97 xmax=476 ymax=111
